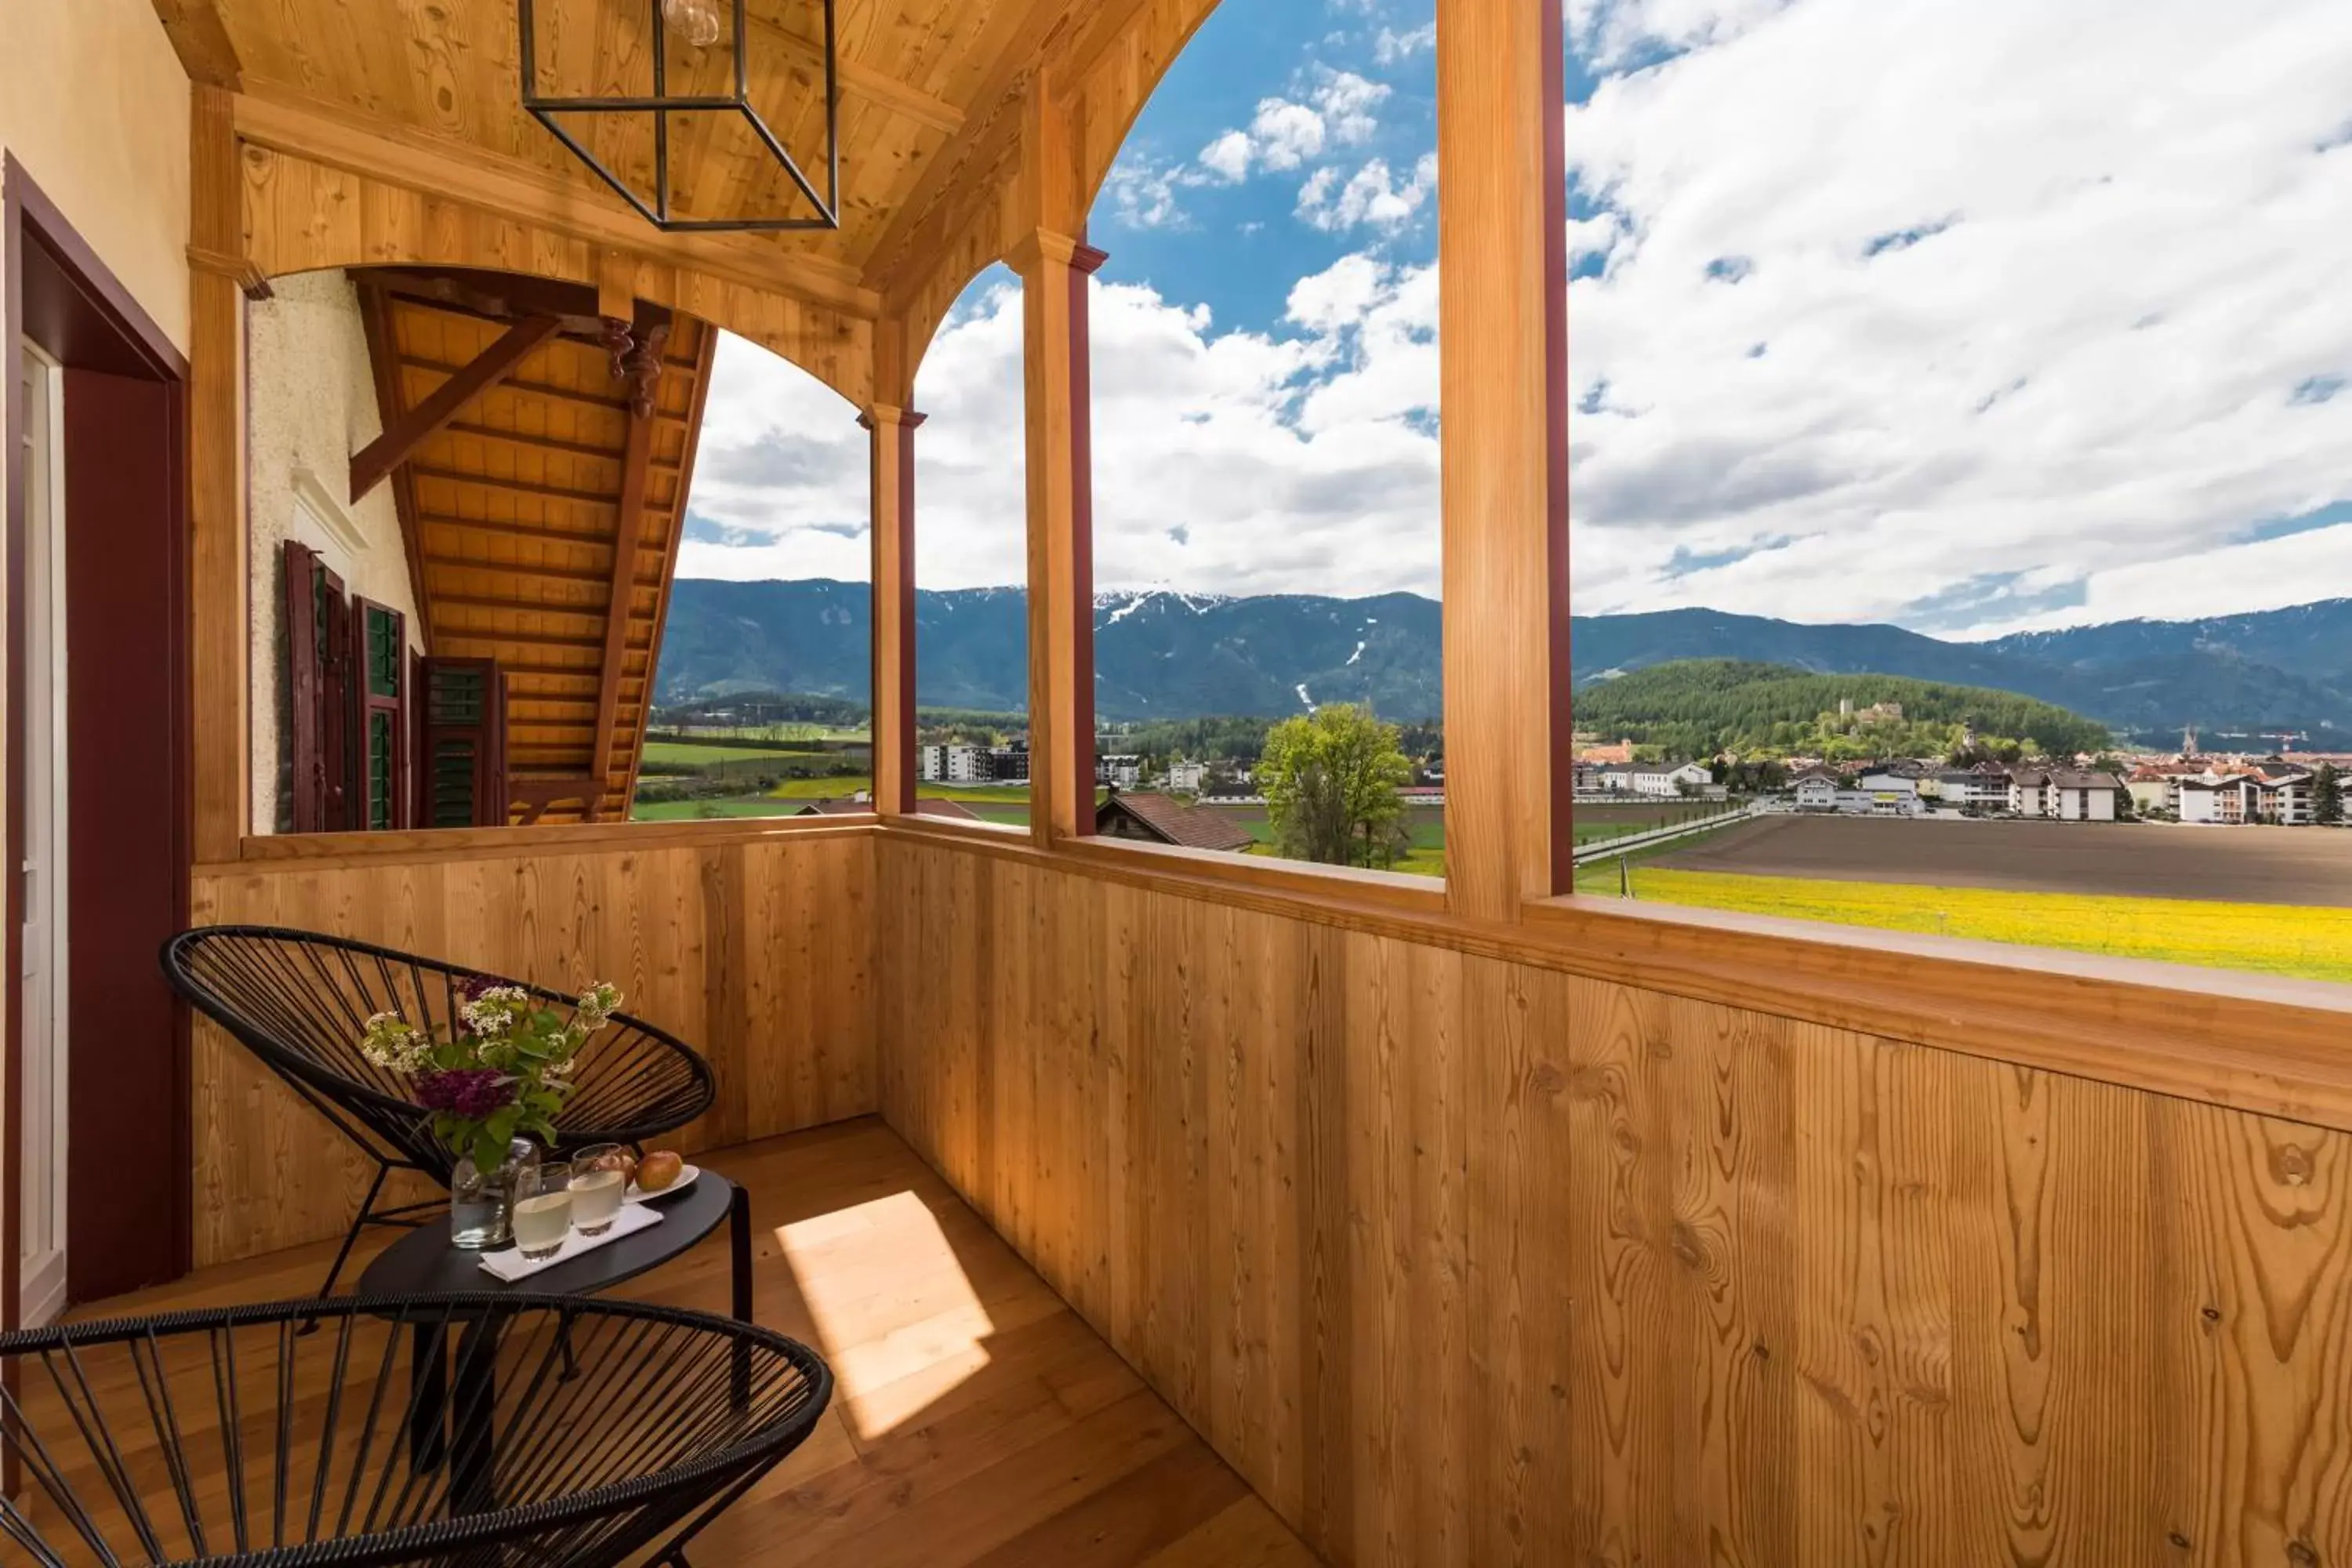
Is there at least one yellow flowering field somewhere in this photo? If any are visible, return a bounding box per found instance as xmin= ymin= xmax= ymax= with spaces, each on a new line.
xmin=1581 ymin=866 xmax=2352 ymax=984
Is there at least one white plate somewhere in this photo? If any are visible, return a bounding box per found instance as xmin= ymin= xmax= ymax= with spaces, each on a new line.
xmin=625 ymin=1163 xmax=700 ymax=1203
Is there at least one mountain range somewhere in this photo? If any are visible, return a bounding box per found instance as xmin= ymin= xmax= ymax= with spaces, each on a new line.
xmin=653 ymin=579 xmax=2352 ymax=745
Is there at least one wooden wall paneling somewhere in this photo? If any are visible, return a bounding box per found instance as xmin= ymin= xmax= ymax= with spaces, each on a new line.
xmin=873 ymin=834 xmax=2352 ymax=1568
xmin=190 ymin=831 xmax=877 ymax=1265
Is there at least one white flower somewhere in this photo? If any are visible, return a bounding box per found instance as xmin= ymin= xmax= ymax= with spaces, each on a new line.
xmin=358 ymin=1012 xmax=430 ymax=1073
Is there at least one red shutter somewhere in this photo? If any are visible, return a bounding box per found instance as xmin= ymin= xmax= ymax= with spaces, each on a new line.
xmin=320 ymin=567 xmax=353 ymax=831
xmin=416 ymin=656 xmax=512 ymax=827
xmin=282 ymin=541 xmax=325 ymax=833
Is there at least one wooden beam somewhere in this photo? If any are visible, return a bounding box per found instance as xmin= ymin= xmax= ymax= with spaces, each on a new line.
xmin=865 ymin=399 xmax=924 ymax=818
xmin=859 ymin=4 xmax=1080 ymax=289
xmin=622 ymin=324 xmax=720 ymax=818
xmin=357 ymin=266 xmax=605 ymax=336
xmin=189 ymin=84 xmax=246 ymax=860
xmin=405 ymin=466 xmax=626 ymax=509
xmin=230 ymin=88 xmax=884 ymax=320
xmin=148 ymin=0 xmax=241 ymax=88
xmin=357 ymin=282 xmax=434 ymax=654
xmin=750 ymin=12 xmax=967 ymax=136
xmin=394 ymin=358 xmax=634 ymax=414
xmin=351 ymin=315 xmax=562 ymax=501
xmin=1011 ymin=213 xmax=1099 ymax=844
xmin=590 ymin=396 xmax=659 ymax=821
xmin=1437 ymin=0 xmax=1573 ymax=919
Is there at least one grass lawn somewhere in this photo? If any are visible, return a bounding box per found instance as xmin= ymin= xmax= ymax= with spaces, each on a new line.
xmin=1585 ymin=866 xmax=2352 ymax=984
xmin=642 ymin=741 xmax=829 ymax=768
xmin=665 ymin=724 xmax=869 ymax=743
xmin=631 ymin=798 xmax=813 ymax=822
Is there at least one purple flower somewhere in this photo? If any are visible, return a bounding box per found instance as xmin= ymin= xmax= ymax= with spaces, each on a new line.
xmin=456 ymin=974 xmax=500 ymax=1007
xmin=416 ymin=1068 xmax=515 ymax=1120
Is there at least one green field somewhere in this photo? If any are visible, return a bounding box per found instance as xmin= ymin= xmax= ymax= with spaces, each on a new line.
xmin=641 ymin=740 xmax=831 ymax=768
xmin=1582 ymin=865 xmax=2352 ymax=984
xmin=1571 ymin=800 xmax=1734 ymax=845
xmin=630 ymin=799 xmax=813 ymax=822
xmin=662 ymin=724 xmax=869 ymax=743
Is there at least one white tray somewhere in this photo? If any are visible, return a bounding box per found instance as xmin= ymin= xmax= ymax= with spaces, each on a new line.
xmin=477 ymin=1199 xmax=662 ymax=1283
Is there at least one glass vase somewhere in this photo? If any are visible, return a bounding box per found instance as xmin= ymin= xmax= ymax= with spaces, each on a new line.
xmin=449 ymin=1139 xmax=538 ymax=1250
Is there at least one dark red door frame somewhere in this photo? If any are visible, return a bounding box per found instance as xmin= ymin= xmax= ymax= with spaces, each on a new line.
xmin=2 ymin=155 xmax=195 ymax=1334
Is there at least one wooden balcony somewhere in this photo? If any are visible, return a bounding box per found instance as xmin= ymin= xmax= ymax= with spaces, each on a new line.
xmin=58 ymin=1119 xmax=1316 ymax=1566
xmin=9 ymin=0 xmax=2352 ymax=1563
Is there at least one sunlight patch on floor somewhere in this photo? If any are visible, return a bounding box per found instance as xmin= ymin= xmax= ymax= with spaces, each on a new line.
xmin=778 ymin=1189 xmax=996 ymax=1439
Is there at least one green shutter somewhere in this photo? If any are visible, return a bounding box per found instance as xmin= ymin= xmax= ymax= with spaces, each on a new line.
xmin=365 ymin=604 xmax=402 ymax=699
xmin=367 ymin=710 xmax=394 ymax=829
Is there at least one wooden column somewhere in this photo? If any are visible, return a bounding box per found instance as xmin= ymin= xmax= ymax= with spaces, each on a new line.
xmin=1436 ymin=0 xmax=1573 ymax=921
xmin=864 ymin=404 xmax=924 ymax=818
xmin=1010 ymin=229 xmax=1105 ymax=845
xmin=188 ymin=84 xmax=248 ymax=862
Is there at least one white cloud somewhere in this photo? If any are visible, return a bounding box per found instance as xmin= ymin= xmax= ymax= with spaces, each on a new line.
xmin=678 ymin=252 xmax=1442 ymax=601
xmin=1197 ymin=130 xmax=1254 ymax=184
xmin=1299 ymin=152 xmax=1437 ymax=232
xmin=684 ymin=0 xmax=2352 ymax=640
xmin=1561 ymin=0 xmax=2352 ymax=633
xmin=1374 ymin=22 xmax=1436 ymax=65
xmin=1196 ymin=67 xmax=1392 ymax=184
xmin=1566 ymin=0 xmax=1798 ymax=70
xmin=1103 ymin=153 xmax=1194 ymax=229
xmin=673 ymin=334 xmax=871 ymax=584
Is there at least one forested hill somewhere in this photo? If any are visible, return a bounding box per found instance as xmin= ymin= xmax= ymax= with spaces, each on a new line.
xmin=1572 ymin=661 xmax=2117 ymax=759
xmin=655 ymin=579 xmax=2352 ymax=740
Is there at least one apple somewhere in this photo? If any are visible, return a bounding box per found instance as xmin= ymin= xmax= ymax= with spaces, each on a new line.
xmin=637 ymin=1151 xmax=684 ymax=1192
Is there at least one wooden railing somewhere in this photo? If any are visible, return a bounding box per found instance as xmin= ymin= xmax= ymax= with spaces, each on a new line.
xmin=874 ymin=821 xmax=2352 ymax=1567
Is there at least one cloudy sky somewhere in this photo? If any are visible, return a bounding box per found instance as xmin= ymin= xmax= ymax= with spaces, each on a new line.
xmin=677 ymin=0 xmax=2352 ymax=641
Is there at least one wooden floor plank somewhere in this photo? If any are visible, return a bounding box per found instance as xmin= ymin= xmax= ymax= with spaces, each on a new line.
xmin=38 ymin=1117 xmax=1316 ymax=1568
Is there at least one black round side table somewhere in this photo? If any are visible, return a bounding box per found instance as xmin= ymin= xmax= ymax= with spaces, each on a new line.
xmin=357 ymin=1170 xmax=750 ymax=1315
xmin=355 ymin=1174 xmax=759 ymax=1539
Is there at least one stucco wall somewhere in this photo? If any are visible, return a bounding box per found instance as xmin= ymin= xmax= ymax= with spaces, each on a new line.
xmin=246 ymin=270 xmax=423 ymax=833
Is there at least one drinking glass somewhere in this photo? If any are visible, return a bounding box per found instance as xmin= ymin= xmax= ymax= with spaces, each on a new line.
xmin=509 ymin=1161 xmax=574 ymax=1261
xmin=568 ymin=1145 xmax=630 ymax=1237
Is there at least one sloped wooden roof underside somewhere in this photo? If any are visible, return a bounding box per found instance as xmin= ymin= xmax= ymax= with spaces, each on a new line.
xmin=357 ymin=270 xmax=717 ymax=823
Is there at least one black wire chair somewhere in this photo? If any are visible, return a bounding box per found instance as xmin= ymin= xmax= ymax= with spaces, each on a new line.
xmin=0 ymin=1293 xmax=830 ymax=1567
xmin=162 ymin=926 xmax=719 ymax=1298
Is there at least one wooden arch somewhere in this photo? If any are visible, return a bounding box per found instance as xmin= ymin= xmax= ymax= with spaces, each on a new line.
xmin=235 ymin=143 xmax=875 ymax=405
xmin=883 ymin=0 xmax=1226 ymax=397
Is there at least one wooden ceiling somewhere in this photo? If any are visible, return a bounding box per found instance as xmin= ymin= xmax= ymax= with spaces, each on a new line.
xmin=181 ymin=0 xmax=1131 ymax=302
xmin=355 ymin=268 xmax=716 ymax=824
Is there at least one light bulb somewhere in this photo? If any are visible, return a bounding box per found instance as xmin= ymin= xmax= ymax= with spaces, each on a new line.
xmin=660 ymin=0 xmax=724 ymax=49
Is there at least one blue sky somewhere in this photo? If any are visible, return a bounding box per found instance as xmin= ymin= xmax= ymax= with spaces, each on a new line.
xmin=681 ymin=0 xmax=2352 ymax=638
xmin=1092 ymin=5 xmax=1439 ymax=339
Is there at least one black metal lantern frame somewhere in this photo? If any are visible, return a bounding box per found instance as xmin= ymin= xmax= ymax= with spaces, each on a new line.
xmin=520 ymin=0 xmax=840 ymax=233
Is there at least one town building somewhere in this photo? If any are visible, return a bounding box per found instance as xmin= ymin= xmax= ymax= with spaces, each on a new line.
xmin=2045 ymin=769 xmax=2125 ymax=822
xmin=1583 ymin=760 xmax=1717 ymax=799
xmin=1853 ymin=771 xmax=1925 ymax=815
xmin=1166 ymin=759 xmax=1207 ymax=795
xmin=2007 ymin=769 xmax=2051 ymax=818
xmin=1097 ymin=753 xmax=1145 ymax=789
xmin=2179 ymin=774 xmax=2259 ymax=825
xmin=1792 ymin=769 xmax=1840 ymax=811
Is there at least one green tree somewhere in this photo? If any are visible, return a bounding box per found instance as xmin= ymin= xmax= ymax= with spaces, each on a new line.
xmin=2316 ymin=763 xmax=2343 ymax=826
xmin=1258 ymin=705 xmax=1414 ymax=869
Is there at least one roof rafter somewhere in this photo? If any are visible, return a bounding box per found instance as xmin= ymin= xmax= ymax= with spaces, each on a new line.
xmin=350 ymin=314 xmax=563 ymax=501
